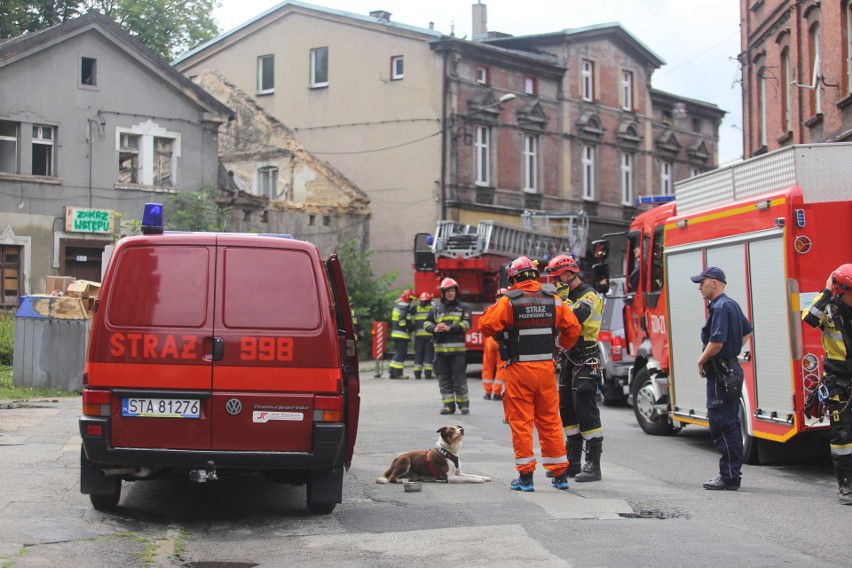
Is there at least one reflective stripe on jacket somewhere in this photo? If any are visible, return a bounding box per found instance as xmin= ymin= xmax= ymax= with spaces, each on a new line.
xmin=391 ymin=300 xmax=413 ymax=340
xmin=506 ymin=288 xmax=557 ymax=362
xmin=556 ymin=281 xmax=603 ymax=348
xmin=424 ymin=300 xmax=471 ymax=354
xmin=803 ymin=290 xmax=852 ymax=376
xmin=414 ymin=302 xmax=434 ymax=337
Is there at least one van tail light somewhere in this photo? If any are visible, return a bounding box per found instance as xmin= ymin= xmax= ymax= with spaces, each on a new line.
xmin=82 ymin=388 xmax=111 ymax=417
xmin=610 ymin=336 xmax=624 ymax=362
xmin=313 ymin=395 xmax=343 ymax=422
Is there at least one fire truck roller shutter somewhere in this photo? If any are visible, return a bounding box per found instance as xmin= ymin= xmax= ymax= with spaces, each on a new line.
xmin=665 ymin=250 xmax=708 ymax=420
xmin=743 ymin=236 xmax=794 ymax=423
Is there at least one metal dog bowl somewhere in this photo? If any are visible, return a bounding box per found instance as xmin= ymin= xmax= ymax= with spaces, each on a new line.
xmin=403 ymin=481 xmax=422 ymax=493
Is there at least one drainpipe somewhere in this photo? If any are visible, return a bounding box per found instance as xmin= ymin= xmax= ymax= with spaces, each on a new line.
xmin=440 ymin=50 xmax=449 ymax=220
xmin=794 ymin=2 xmax=804 ymax=144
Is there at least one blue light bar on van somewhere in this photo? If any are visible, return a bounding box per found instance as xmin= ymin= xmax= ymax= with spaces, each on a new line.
xmin=634 ymin=195 xmax=676 ymax=207
xmin=141 ymin=203 xmax=164 ymax=234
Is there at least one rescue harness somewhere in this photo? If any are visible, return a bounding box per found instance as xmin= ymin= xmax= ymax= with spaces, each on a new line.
xmin=426 ymin=447 xmax=458 ymax=480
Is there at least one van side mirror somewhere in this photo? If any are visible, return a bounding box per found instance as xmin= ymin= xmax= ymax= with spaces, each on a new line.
xmin=592 ymin=240 xmax=609 ymax=260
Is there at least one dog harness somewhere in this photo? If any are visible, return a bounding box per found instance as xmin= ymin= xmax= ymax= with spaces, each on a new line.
xmin=426 ymin=447 xmax=459 ymax=479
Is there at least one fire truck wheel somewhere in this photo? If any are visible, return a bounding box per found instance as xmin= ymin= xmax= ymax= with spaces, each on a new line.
xmin=739 ymin=401 xmax=760 ymax=465
xmin=632 ymin=368 xmax=675 ymax=436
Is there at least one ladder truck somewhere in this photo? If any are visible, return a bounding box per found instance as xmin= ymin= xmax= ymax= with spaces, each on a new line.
xmin=413 ymin=213 xmax=588 ymax=364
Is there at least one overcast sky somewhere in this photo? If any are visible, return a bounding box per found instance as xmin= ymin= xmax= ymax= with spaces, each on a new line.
xmin=214 ymin=0 xmax=744 ymax=164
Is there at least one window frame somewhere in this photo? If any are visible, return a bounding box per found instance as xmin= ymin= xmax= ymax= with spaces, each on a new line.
xmin=257 ymin=165 xmax=279 ymax=198
xmin=31 ymin=124 xmax=55 ymax=177
xmin=257 ymin=54 xmax=275 ymax=95
xmin=310 ymin=46 xmax=329 ymax=88
xmin=581 ymin=59 xmax=594 ymax=102
xmin=781 ymin=47 xmax=792 ymax=132
xmin=660 ymin=161 xmax=672 ymax=195
xmin=390 ymin=55 xmax=404 ymax=80
xmin=809 ymin=22 xmax=822 ymax=115
xmin=476 ymin=66 xmax=490 ymax=85
xmin=758 ymin=66 xmax=768 ymax=146
xmin=582 ymin=145 xmax=595 ymax=200
xmin=80 ymin=56 xmax=97 ymax=88
xmin=621 ymin=70 xmax=634 ymax=111
xmin=474 ymin=125 xmax=491 ymax=187
xmin=0 ymin=120 xmax=19 ymax=175
xmin=0 ymin=245 xmax=22 ymax=308
xmin=523 ymin=134 xmax=538 ymax=193
xmin=115 ymin=122 xmax=181 ymax=188
xmin=524 ymin=75 xmax=538 ymax=96
xmin=620 ymin=152 xmax=634 ymax=206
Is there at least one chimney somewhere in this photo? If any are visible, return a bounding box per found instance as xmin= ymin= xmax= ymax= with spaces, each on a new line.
xmin=472 ymin=1 xmax=487 ymax=41
xmin=370 ymin=10 xmax=391 ymax=23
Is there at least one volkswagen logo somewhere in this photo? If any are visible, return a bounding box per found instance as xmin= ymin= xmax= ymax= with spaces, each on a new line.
xmin=225 ymin=398 xmax=242 ymax=416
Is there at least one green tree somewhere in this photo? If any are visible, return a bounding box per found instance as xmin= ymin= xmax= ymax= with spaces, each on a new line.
xmin=163 ymin=186 xmax=230 ymax=231
xmin=337 ymin=239 xmax=399 ymax=358
xmin=0 ymin=1 xmax=220 ymax=60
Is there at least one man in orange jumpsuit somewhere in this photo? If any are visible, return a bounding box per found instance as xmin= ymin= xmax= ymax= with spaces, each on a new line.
xmin=482 ymin=288 xmax=509 ymax=401
xmin=479 ymin=256 xmax=581 ymax=491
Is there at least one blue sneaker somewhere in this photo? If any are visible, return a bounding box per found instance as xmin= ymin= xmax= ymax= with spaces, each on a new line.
xmin=510 ymin=475 xmax=534 ymax=492
xmin=551 ymin=474 xmax=569 ymax=490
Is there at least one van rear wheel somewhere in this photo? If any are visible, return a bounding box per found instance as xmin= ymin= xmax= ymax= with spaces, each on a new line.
xmin=89 ymin=478 xmax=121 ymax=511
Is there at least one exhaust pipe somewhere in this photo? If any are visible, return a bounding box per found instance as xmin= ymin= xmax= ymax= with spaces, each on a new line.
xmin=189 ymin=460 xmax=219 ymax=483
xmin=101 ymin=466 xmax=153 ymax=478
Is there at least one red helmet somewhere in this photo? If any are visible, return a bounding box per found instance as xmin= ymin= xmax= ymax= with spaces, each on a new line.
xmin=496 ymin=287 xmax=509 ymax=299
xmin=507 ymin=256 xmax=539 ymax=280
xmin=399 ymin=289 xmax=416 ymax=302
xmin=546 ymin=254 xmax=580 ymax=277
xmin=832 ymin=264 xmax=852 ymax=295
xmin=439 ymin=277 xmax=459 ymax=292
xmin=419 ymin=292 xmax=432 ymax=302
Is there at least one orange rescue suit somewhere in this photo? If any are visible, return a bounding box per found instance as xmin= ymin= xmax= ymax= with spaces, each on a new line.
xmin=482 ymin=335 xmax=506 ymax=396
xmin=479 ymin=279 xmax=580 ymax=475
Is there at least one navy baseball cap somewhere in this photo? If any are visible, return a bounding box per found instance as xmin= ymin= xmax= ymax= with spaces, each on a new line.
xmin=690 ymin=266 xmax=726 ymax=284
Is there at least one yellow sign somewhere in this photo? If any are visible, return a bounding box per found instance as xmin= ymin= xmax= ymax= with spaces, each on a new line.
xmin=65 ymin=208 xmax=114 ymax=234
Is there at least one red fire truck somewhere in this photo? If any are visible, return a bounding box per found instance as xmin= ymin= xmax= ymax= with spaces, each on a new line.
xmin=414 ymin=213 xmax=587 ymax=364
xmin=594 ymin=143 xmax=852 ymax=463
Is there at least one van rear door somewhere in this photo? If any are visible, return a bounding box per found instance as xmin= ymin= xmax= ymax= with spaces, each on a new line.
xmin=92 ymin=235 xmax=216 ymax=450
xmin=325 ymin=254 xmax=360 ymax=469
xmin=209 ymin=236 xmax=341 ymax=451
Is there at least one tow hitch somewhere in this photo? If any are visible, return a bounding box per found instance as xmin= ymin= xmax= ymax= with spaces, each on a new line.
xmin=189 ymin=460 xmax=218 ymax=482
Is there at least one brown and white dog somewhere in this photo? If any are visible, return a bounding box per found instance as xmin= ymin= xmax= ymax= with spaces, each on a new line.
xmin=375 ymin=425 xmax=491 ymax=484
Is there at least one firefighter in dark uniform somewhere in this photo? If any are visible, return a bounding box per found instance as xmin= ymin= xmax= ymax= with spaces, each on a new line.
xmin=424 ymin=278 xmax=472 ymax=414
xmin=413 ymin=292 xmax=435 ymax=379
xmin=803 ymin=263 xmax=852 ymax=505
xmin=545 ymin=255 xmax=604 ymax=482
xmin=693 ymin=266 xmax=753 ymax=491
xmin=389 ymin=289 xmax=415 ymax=379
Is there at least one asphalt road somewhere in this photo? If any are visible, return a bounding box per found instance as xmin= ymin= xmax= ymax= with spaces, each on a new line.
xmin=0 ymin=366 xmax=847 ymax=568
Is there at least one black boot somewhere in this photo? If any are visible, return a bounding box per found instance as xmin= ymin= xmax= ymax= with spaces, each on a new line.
xmin=414 ymin=371 xmax=422 ymax=379
xmin=566 ymin=435 xmax=583 ymax=477
xmin=425 ymin=370 xmax=433 ymax=379
xmin=575 ymin=438 xmax=602 ymax=482
xmin=440 ymin=401 xmax=456 ymax=415
xmin=839 ymin=476 xmax=852 ymax=505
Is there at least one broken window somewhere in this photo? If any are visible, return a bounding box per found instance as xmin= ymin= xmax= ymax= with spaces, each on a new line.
xmin=118 ymin=133 xmax=140 ymax=184
xmin=153 ymin=137 xmax=173 ymax=186
xmin=0 ymin=120 xmax=17 ymax=174
xmin=0 ymin=246 xmax=21 ymax=307
xmin=81 ymin=57 xmax=97 ymax=86
xmin=32 ymin=125 xmax=55 ymax=177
